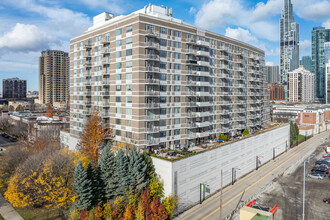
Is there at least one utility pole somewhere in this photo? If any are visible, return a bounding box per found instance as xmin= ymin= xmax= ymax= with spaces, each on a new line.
xmin=273 ymin=148 xmax=275 ymax=160
xmin=220 ymin=169 xmax=223 ymax=220
xmin=302 ymin=161 xmax=306 ymax=220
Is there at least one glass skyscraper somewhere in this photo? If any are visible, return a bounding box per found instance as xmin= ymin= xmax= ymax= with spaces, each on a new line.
xmin=280 ymin=0 xmax=299 ymax=99
xmin=300 ymin=56 xmax=312 ymax=72
xmin=311 ymin=27 xmax=330 ymax=102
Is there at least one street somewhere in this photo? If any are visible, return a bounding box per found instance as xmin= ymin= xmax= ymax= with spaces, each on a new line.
xmin=0 ymin=135 xmax=16 ymax=150
xmin=176 ymin=131 xmax=330 ymax=220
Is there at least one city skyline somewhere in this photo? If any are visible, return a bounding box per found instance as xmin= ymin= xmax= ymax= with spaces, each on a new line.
xmin=0 ymin=0 xmax=330 ymax=91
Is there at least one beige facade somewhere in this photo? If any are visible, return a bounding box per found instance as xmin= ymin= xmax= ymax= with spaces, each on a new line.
xmin=39 ymin=50 xmax=69 ymax=105
xmin=69 ymin=5 xmax=270 ymax=150
xmin=288 ymin=65 xmax=314 ymax=103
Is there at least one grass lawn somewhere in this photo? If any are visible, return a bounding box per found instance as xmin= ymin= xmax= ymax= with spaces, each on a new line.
xmin=0 ymin=214 xmax=4 ymax=220
xmin=293 ymin=134 xmax=306 ymax=145
xmin=13 ymin=207 xmax=62 ymax=220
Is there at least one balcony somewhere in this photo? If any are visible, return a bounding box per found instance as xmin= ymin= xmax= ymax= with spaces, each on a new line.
xmin=83 ymin=52 xmax=92 ymax=58
xmin=145 ymin=66 xmax=160 ymax=72
xmin=196 ymin=101 xmax=211 ymax=107
xmin=196 ymin=81 xmax=210 ymax=87
xmin=196 ymin=91 xmax=210 ymax=96
xmin=186 ymin=59 xmax=198 ymax=65
xmin=186 ymin=91 xmax=196 ymax=96
xmin=186 ymin=102 xmax=197 ymax=107
xmin=102 ymin=81 xmax=110 ymax=85
xmin=197 ymin=60 xmax=209 ymax=67
xmin=196 ymin=71 xmax=210 ymax=77
xmin=83 ymin=62 xmax=92 ymax=67
xmin=186 ymin=38 xmax=196 ymax=44
xmin=146 ymin=103 xmax=160 ymax=108
xmin=100 ymin=112 xmax=110 ymax=118
xmin=195 ymin=131 xmax=210 ymax=138
xmin=101 ymin=48 xmax=110 ymax=54
xmin=84 ymin=101 xmax=92 ymax=106
xmin=101 ymin=102 xmax=110 ymax=107
xmin=145 ymin=29 xmax=160 ymax=37
xmin=196 ymin=121 xmax=210 ymax=127
xmin=146 ymin=115 xmax=160 ymax=121
xmin=145 ymin=78 xmax=160 ymax=84
xmin=84 ymin=81 xmax=92 ymax=86
xmin=145 ymin=91 xmax=160 ymax=96
xmin=196 ymin=40 xmax=210 ymax=47
xmin=146 ymin=139 xmax=160 ymax=146
xmin=187 ymin=81 xmax=196 ymax=86
xmin=219 ymin=55 xmax=229 ymax=60
xmin=83 ymin=44 xmax=92 ymax=50
xmin=100 ymin=91 xmax=110 ymax=96
xmin=195 ymin=111 xmax=210 ymax=117
xmin=145 ymin=54 xmax=160 ymax=60
xmin=186 ymin=49 xmax=196 ymax=54
xmin=196 ymin=50 xmax=209 ymax=57
xmin=83 ymin=110 xmax=91 ymax=115
xmin=102 ymin=59 xmax=110 ymax=65
xmin=145 ymin=127 xmax=160 ymax=133
xmin=145 ymin=42 xmax=160 ymax=49
xmin=101 ymin=38 xmax=110 ymax=44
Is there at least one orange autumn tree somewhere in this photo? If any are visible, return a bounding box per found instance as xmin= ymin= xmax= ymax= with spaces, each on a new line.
xmin=78 ymin=112 xmax=111 ymax=165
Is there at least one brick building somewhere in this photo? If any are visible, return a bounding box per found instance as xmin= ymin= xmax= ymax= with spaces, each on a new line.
xmin=267 ymin=84 xmax=285 ymax=100
xmin=2 ymin=77 xmax=26 ymax=99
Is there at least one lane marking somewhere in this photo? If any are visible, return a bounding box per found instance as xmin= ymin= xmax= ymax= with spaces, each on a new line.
xmin=202 ymin=133 xmax=327 ymax=220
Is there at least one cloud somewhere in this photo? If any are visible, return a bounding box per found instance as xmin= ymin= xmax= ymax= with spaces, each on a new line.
xmin=266 ymin=62 xmax=275 ymax=66
xmin=300 ymin=40 xmax=311 ymax=52
xmin=0 ymin=23 xmax=59 ymax=52
xmin=293 ymin=0 xmax=330 ymax=22
xmin=250 ymin=0 xmax=282 ymax=22
xmin=189 ymin=7 xmax=197 ymax=15
xmin=265 ymin=47 xmax=280 ymax=57
xmin=225 ymin=27 xmax=258 ymax=45
xmin=323 ymin=20 xmax=330 ymax=29
xmin=78 ymin=0 xmax=125 ymax=14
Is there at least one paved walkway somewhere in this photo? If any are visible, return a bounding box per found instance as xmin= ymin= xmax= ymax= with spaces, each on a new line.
xmin=0 ymin=194 xmax=23 ymax=220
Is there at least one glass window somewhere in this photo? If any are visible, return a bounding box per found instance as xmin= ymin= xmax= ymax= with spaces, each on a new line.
xmin=116 ymin=96 xmax=121 ymax=102
xmin=116 ymin=107 xmax=121 ymax=113
xmin=174 ymin=86 xmax=181 ymax=91
xmin=160 ymin=50 xmax=167 ymax=58
xmin=160 ymin=27 xmax=167 ymax=34
xmin=115 ymin=130 xmax=121 ymax=136
xmin=116 ymin=85 xmax=121 ymax=91
xmin=126 ymin=25 xmax=132 ymax=33
xmin=160 ymin=39 xmax=167 ymax=46
xmin=160 ymin=97 xmax=166 ymax=103
xmin=116 ymin=40 xmax=122 ymax=47
xmin=174 ymin=64 xmax=181 ymax=70
xmin=126 ymin=96 xmax=132 ymax=103
xmin=174 ymin=75 xmax=181 ymax=81
xmin=126 ymin=85 xmax=132 ymax=91
xmin=126 ymin=120 xmax=132 ymax=127
xmin=116 ymin=29 xmax=122 ymax=36
xmin=160 ymin=74 xmax=167 ymax=81
xmin=174 ymin=41 xmax=181 ymax=48
xmin=126 ymin=49 xmax=132 ymax=56
xmin=160 ymin=62 xmax=166 ymax=69
xmin=174 ymin=129 xmax=180 ymax=135
xmin=160 ymin=131 xmax=166 ymax=138
xmin=115 ymin=74 xmax=121 ymax=80
xmin=116 ymin=51 xmax=122 ymax=58
xmin=126 ymin=37 xmax=132 ymax=44
xmin=160 ymin=108 xmax=166 ymax=115
xmin=174 ymin=30 xmax=181 ymax=37
xmin=116 ymin=63 xmax=122 ymax=69
xmin=126 ymin=73 xmax=132 ymax=79
xmin=174 ymin=52 xmax=181 ymax=59
xmin=174 ymin=107 xmax=181 ymax=113
xmin=126 ymin=108 xmax=132 ymax=115
xmin=160 ymin=85 xmax=167 ymax=92
xmin=126 ymin=61 xmax=132 ymax=68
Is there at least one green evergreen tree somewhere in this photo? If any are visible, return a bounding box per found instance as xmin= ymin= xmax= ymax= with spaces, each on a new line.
xmin=74 ymin=161 xmax=93 ymax=210
xmin=142 ymin=151 xmax=155 ymax=181
xmin=129 ymin=146 xmax=149 ymax=191
xmin=242 ymin=128 xmax=249 ymax=136
xmin=86 ymin=162 xmax=101 ymax=206
xmin=98 ymin=144 xmax=116 ymax=200
xmin=115 ymin=149 xmax=130 ymax=196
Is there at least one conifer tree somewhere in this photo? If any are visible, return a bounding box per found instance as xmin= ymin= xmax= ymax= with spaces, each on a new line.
xmin=74 ymin=161 xmax=93 ymax=210
xmin=98 ymin=144 xmax=117 ymax=200
xmin=141 ymin=151 xmax=155 ymax=181
xmin=86 ymin=162 xmax=100 ymax=206
xmin=129 ymin=146 xmax=149 ymax=191
xmin=115 ymin=149 xmax=130 ymax=196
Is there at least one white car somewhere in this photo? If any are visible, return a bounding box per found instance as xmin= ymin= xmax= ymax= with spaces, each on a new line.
xmin=307 ymin=173 xmax=324 ymax=180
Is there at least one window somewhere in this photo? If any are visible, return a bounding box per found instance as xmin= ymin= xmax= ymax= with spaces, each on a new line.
xmin=174 ymin=107 xmax=181 ymax=114
xmin=160 ymin=74 xmax=167 ymax=81
xmin=116 ymin=85 xmax=121 ymax=91
xmin=160 ymin=27 xmax=167 ymax=34
xmin=174 ymin=41 xmax=181 ymax=48
xmin=160 ymin=85 xmax=167 ymax=92
xmin=116 ymin=96 xmax=121 ymax=102
xmin=160 ymin=131 xmax=166 ymax=138
xmin=126 ymin=49 xmax=132 ymax=56
xmin=160 ymin=39 xmax=167 ymax=46
xmin=126 ymin=85 xmax=132 ymax=91
xmin=126 ymin=61 xmax=132 ymax=68
xmin=174 ymin=86 xmax=181 ymax=92
xmin=174 ymin=97 xmax=180 ymax=102
xmin=116 ymin=40 xmax=122 ymax=47
xmin=174 ymin=118 xmax=180 ymax=124
xmin=116 ymin=107 xmax=121 ymax=113
xmin=116 ymin=63 xmax=122 ymax=69
xmin=126 ymin=132 xmax=132 ymax=138
xmin=116 ymin=29 xmax=122 ymax=36
xmin=126 ymin=37 xmax=132 ymax=44
xmin=115 ymin=130 xmax=121 ymax=136
xmin=126 ymin=73 xmax=132 ymax=79
xmin=126 ymin=96 xmax=132 ymax=103
xmin=115 ymin=74 xmax=121 ymax=80
xmin=174 ymin=75 xmax=181 ymax=81
xmin=174 ymin=30 xmax=181 ymax=37
xmin=160 ymin=108 xmax=166 ymax=115
xmin=126 ymin=108 xmax=132 ymax=115
xmin=126 ymin=120 xmax=132 ymax=127
xmin=174 ymin=129 xmax=180 ymax=135
xmin=126 ymin=25 xmax=132 ymax=33
xmin=160 ymin=97 xmax=166 ymax=103
xmin=160 ymin=50 xmax=167 ymax=58
xmin=174 ymin=52 xmax=181 ymax=59
xmin=174 ymin=64 xmax=181 ymax=70
xmin=116 ymin=51 xmax=122 ymax=58
xmin=160 ymin=62 xmax=166 ymax=69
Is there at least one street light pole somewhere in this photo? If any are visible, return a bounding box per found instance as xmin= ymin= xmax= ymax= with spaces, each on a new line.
xmin=302 ymin=161 xmax=306 ymax=220
xmin=273 ymin=148 xmax=275 ymax=160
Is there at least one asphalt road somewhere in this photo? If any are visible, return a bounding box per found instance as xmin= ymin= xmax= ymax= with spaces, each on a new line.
xmin=176 ymin=131 xmax=330 ymax=220
xmin=0 ymin=135 xmax=16 ymax=149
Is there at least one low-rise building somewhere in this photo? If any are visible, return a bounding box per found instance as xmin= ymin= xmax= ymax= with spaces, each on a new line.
xmin=267 ymin=84 xmax=285 ymax=100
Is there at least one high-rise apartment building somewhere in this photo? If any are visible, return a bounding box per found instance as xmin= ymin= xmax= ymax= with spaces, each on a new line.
xmin=300 ymin=56 xmax=312 ymax=72
xmin=68 ymin=5 xmax=270 ymax=150
xmin=39 ymin=50 xmax=69 ymax=105
xmin=311 ymin=27 xmax=330 ymax=102
xmin=267 ymin=84 xmax=285 ymax=101
xmin=2 ymin=77 xmax=26 ymax=99
xmin=326 ymin=60 xmax=330 ymax=104
xmin=280 ymin=0 xmax=299 ymax=98
xmin=288 ymin=66 xmax=314 ymax=103
xmin=265 ymin=65 xmax=280 ymax=84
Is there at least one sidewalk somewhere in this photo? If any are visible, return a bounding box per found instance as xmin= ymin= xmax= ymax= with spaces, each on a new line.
xmin=0 ymin=194 xmax=23 ymax=220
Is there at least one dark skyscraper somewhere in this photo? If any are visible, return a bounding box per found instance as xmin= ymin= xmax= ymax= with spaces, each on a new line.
xmin=280 ymin=0 xmax=299 ymax=98
xmin=2 ymin=77 xmax=27 ymax=99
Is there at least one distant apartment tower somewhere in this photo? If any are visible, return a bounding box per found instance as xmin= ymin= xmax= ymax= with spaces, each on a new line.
xmin=68 ymin=5 xmax=270 ymax=150
xmin=280 ymin=0 xmax=299 ymax=98
xmin=267 ymin=84 xmax=285 ymax=100
xmin=265 ymin=65 xmax=280 ymax=83
xmin=2 ymin=77 xmax=26 ymax=99
xmin=39 ymin=50 xmax=69 ymax=105
xmin=311 ymin=27 xmax=330 ymax=102
xmin=288 ymin=66 xmax=314 ymax=103
xmin=300 ymin=56 xmax=312 ymax=72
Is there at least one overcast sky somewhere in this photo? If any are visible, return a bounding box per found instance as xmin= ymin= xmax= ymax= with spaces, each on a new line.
xmin=0 ymin=0 xmax=329 ymax=91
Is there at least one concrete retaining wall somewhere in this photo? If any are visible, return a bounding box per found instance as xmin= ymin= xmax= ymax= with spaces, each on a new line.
xmin=152 ymin=125 xmax=290 ymax=212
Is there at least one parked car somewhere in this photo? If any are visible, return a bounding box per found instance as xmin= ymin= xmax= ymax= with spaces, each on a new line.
xmin=315 ymin=164 xmax=329 ymax=169
xmin=322 ymin=154 xmax=330 ymax=158
xmin=323 ymin=198 xmax=330 ymax=203
xmin=311 ymin=171 xmax=327 ymax=177
xmin=308 ymin=173 xmax=324 ymax=179
xmin=9 ymin=137 xmax=17 ymax=142
xmin=316 ymin=160 xmax=330 ymax=166
xmin=2 ymin=133 xmax=9 ymax=138
xmin=312 ymin=167 xmax=329 ymax=174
